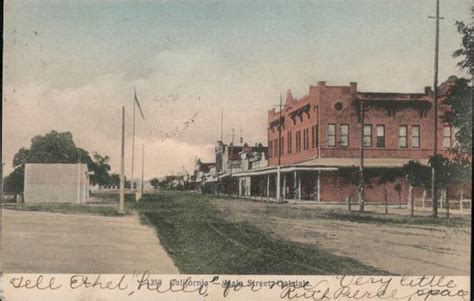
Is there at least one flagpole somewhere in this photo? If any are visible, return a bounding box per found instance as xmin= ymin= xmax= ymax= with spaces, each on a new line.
xmin=141 ymin=143 xmax=145 ymax=200
xmin=119 ymin=106 xmax=125 ymax=214
xmin=131 ymin=90 xmax=136 ymax=191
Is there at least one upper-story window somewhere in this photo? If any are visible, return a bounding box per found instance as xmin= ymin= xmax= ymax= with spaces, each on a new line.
xmin=411 ymin=125 xmax=420 ymax=148
xmin=312 ymin=124 xmax=319 ymax=148
xmin=398 ymin=125 xmax=408 ymax=148
xmin=296 ymin=130 xmax=301 ymax=152
xmin=287 ymin=131 xmax=292 ymax=154
xmin=363 ymin=125 xmax=372 ymax=147
xmin=376 ymin=125 xmax=385 ymax=148
xmin=303 ymin=128 xmax=310 ymax=150
xmin=340 ymin=124 xmax=349 ymax=147
xmin=443 ymin=125 xmax=452 ymax=149
xmin=268 ymin=141 xmax=273 ymax=157
xmin=274 ymin=139 xmax=279 ymax=157
xmin=280 ymin=137 xmax=285 ymax=155
xmin=327 ymin=124 xmax=336 ymax=147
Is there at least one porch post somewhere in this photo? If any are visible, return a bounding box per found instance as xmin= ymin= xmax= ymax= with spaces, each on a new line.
xmin=266 ymin=174 xmax=270 ymax=201
xmin=317 ymin=170 xmax=321 ymax=202
xmin=298 ymin=172 xmax=302 ymax=201
xmin=293 ymin=171 xmax=297 ymax=200
xmin=282 ymin=173 xmax=287 ymax=200
xmin=238 ymin=177 xmax=242 ymax=197
xmin=276 ymin=166 xmax=281 ymax=202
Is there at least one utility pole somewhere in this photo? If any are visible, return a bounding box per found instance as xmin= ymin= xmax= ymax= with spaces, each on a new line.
xmin=429 ymin=0 xmax=443 ymax=218
xmin=229 ymin=128 xmax=235 ymax=196
xmin=277 ymin=94 xmax=283 ymax=202
xmin=119 ymin=106 xmax=125 ymax=214
xmin=140 ymin=143 xmax=144 ymax=200
xmin=359 ymin=100 xmax=365 ymax=212
xmin=272 ymin=94 xmax=284 ymax=202
xmin=131 ymin=91 xmax=136 ymax=191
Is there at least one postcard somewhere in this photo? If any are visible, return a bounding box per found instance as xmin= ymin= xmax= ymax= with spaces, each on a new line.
xmin=2 ymin=1 xmax=471 ymax=300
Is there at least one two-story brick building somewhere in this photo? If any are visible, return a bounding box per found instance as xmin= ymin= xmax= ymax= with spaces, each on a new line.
xmin=232 ymin=78 xmax=470 ymax=205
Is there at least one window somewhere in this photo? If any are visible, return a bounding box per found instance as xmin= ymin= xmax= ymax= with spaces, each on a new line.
xmin=280 ymin=137 xmax=285 ymax=155
xmin=334 ymin=102 xmax=343 ymax=111
xmin=296 ymin=130 xmax=301 ymax=152
xmin=269 ymin=141 xmax=273 ymax=157
xmin=376 ymin=125 xmax=385 ymax=148
xmin=287 ymin=131 xmax=292 ymax=154
xmin=305 ymin=128 xmax=309 ymax=149
xmin=411 ymin=126 xmax=420 ymax=148
xmin=328 ymin=124 xmax=336 ymax=147
xmin=443 ymin=125 xmax=451 ymax=149
xmin=363 ymin=125 xmax=372 ymax=147
xmin=303 ymin=128 xmax=309 ymax=150
xmin=398 ymin=125 xmax=407 ymax=148
xmin=340 ymin=124 xmax=349 ymax=147
xmin=313 ymin=124 xmax=319 ymax=148
xmin=274 ymin=139 xmax=279 ymax=156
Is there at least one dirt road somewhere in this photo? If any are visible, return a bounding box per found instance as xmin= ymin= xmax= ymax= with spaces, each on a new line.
xmin=2 ymin=209 xmax=179 ymax=274
xmin=211 ymin=199 xmax=471 ymax=275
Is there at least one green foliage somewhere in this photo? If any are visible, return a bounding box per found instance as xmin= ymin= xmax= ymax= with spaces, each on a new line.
xmin=3 ymin=166 xmax=25 ymax=194
xmin=443 ymin=77 xmax=472 ymax=156
xmin=89 ymin=153 xmax=112 ymax=186
xmin=3 ymin=130 xmax=113 ymax=193
xmin=429 ymin=154 xmax=471 ymax=188
xmin=453 ymin=20 xmax=474 ymax=76
xmin=442 ymin=19 xmax=473 ymax=156
xmin=150 ymin=177 xmax=160 ymax=189
xmin=403 ymin=160 xmax=431 ymax=188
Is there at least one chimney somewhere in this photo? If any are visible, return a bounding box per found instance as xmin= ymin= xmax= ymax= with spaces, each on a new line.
xmin=350 ymin=82 xmax=357 ymax=92
xmin=318 ymin=81 xmax=326 ymax=87
xmin=424 ymin=86 xmax=432 ymax=95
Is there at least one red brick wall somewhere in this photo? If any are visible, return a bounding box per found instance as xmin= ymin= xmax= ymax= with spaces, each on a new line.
xmin=268 ymin=81 xmax=452 ymax=166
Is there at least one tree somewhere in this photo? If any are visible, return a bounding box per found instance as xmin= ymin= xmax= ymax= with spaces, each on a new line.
xmin=443 ymin=19 xmax=473 ymax=156
xmin=150 ymin=178 xmax=160 ymax=189
xmin=89 ymin=153 xmax=111 ymax=186
xmin=3 ymin=130 xmax=103 ymax=194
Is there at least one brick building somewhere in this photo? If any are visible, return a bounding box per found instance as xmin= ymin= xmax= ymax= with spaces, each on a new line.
xmin=232 ymin=78 xmax=470 ymax=205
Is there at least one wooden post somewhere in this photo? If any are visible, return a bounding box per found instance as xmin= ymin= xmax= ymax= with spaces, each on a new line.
xmin=276 ymin=166 xmax=281 ymax=202
xmin=293 ymin=171 xmax=297 ymax=200
xmin=266 ymin=174 xmax=270 ymax=201
xmin=298 ymin=174 xmax=302 ymax=201
xmin=422 ymin=189 xmax=427 ymax=209
xmin=119 ymin=106 xmax=125 ymax=214
xmin=446 ymin=189 xmax=450 ymax=218
xmin=316 ymin=170 xmax=321 ymax=202
xmin=282 ymin=173 xmax=286 ymax=201
xmin=411 ymin=186 xmax=415 ymax=217
xmin=140 ymin=143 xmax=144 ymax=201
xmin=384 ymin=187 xmax=388 ymax=214
xmin=348 ymin=196 xmax=352 ymax=211
xmin=460 ymin=183 xmax=464 ymax=210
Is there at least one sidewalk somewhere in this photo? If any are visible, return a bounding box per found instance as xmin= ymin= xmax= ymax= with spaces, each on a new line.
xmin=2 ymin=209 xmax=179 ymax=274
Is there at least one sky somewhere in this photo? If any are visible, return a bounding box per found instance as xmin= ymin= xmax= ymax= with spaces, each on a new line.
xmin=2 ymin=0 xmax=471 ymax=179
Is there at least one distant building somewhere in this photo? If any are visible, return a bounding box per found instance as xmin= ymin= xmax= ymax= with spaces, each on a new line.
xmin=24 ymin=163 xmax=92 ymax=203
xmin=214 ymin=141 xmax=268 ymax=195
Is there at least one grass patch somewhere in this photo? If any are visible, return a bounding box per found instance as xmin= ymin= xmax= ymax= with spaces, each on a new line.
xmin=2 ymin=203 xmax=127 ymax=217
xmin=137 ymin=191 xmax=390 ymax=275
xmin=255 ymin=205 xmax=471 ymax=228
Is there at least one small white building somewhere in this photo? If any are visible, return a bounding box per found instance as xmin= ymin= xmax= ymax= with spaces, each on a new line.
xmin=24 ymin=163 xmax=91 ymax=204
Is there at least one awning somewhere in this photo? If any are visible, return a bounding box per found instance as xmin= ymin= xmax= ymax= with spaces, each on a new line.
xmin=231 ymin=157 xmax=427 ymax=177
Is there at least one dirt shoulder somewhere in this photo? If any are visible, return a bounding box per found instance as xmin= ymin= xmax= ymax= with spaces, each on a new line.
xmin=210 ymin=198 xmax=471 ymax=275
